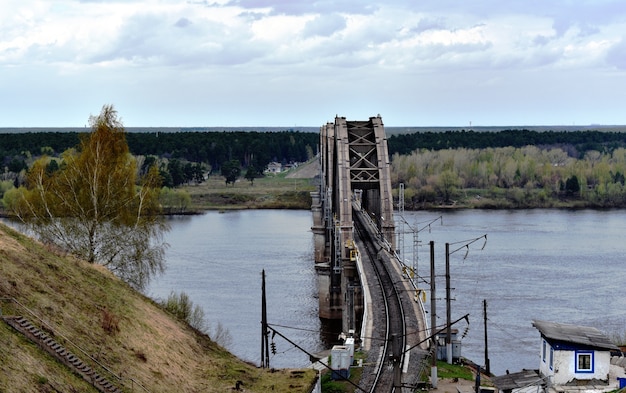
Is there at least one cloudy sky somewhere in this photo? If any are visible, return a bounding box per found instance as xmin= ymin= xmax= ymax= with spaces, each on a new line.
xmin=2 ymin=0 xmax=626 ymax=127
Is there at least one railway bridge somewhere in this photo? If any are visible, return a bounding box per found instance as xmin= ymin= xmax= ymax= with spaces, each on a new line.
xmin=311 ymin=115 xmax=394 ymax=326
xmin=311 ymin=115 xmax=430 ymax=392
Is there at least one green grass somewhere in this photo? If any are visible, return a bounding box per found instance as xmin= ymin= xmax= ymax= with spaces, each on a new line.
xmin=183 ymin=170 xmax=317 ymax=210
xmin=437 ymin=360 xmax=475 ymax=381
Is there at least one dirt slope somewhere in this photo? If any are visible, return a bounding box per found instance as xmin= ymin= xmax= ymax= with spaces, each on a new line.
xmin=286 ymin=158 xmax=320 ymax=179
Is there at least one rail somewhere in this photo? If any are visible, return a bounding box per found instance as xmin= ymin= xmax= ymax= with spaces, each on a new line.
xmin=353 ymin=208 xmax=406 ymax=393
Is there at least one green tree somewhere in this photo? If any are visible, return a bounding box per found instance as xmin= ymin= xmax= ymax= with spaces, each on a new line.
xmin=7 ymin=157 xmax=26 ymax=173
xmin=0 ymin=180 xmax=14 ymax=201
xmin=565 ymin=175 xmax=580 ymax=196
xmin=168 ymin=158 xmax=184 ymax=187
xmin=221 ymin=159 xmax=241 ymax=185
xmin=6 ymin=105 xmax=168 ymax=290
xmin=159 ymin=187 xmax=191 ymax=213
xmin=45 ymin=158 xmax=59 ymax=175
xmin=192 ymin=163 xmax=205 ymax=184
xmin=244 ymin=165 xmax=259 ymax=186
xmin=436 ymin=170 xmax=460 ymax=203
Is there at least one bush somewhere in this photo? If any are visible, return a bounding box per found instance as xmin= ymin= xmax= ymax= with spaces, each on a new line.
xmin=160 ymin=291 xmax=232 ymax=348
xmin=161 ymin=291 xmax=207 ymax=332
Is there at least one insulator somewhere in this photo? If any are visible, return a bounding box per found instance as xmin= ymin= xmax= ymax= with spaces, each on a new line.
xmin=462 ymin=325 xmax=470 ymax=339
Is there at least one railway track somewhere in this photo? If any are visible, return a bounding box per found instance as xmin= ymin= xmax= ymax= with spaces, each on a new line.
xmin=353 ymin=208 xmax=406 ymax=393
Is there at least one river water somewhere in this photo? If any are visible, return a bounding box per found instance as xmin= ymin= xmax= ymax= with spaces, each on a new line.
xmin=399 ymin=209 xmax=626 ymax=376
xmin=146 ymin=210 xmax=323 ymax=369
xmin=148 ymin=209 xmax=626 ymax=375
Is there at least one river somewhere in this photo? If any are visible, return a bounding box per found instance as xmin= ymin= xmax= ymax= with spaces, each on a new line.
xmin=145 ymin=209 xmax=626 ymax=375
xmin=399 ymin=209 xmax=626 ymax=376
xmin=146 ymin=210 xmax=323 ymax=369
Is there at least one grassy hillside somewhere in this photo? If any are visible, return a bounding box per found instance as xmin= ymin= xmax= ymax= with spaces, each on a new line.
xmin=0 ymin=223 xmax=317 ymax=392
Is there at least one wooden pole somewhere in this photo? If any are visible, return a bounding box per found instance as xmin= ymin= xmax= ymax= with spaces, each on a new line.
xmin=430 ymin=241 xmax=437 ymax=388
xmin=484 ymin=299 xmax=490 ymax=375
xmin=445 ymin=242 xmax=452 ymax=364
xmin=261 ymin=270 xmax=270 ymax=368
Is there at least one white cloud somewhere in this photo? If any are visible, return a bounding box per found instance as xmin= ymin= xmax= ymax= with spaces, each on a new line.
xmin=1 ymin=0 xmax=626 ymax=126
xmin=302 ymin=13 xmax=346 ymax=38
xmin=606 ymin=38 xmax=626 ymax=70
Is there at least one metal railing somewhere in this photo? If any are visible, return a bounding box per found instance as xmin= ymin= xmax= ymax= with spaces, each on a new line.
xmin=1 ymin=297 xmax=150 ymax=393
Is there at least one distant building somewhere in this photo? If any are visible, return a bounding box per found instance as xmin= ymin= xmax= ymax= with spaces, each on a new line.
xmin=265 ymin=162 xmax=282 ymax=174
xmin=265 ymin=161 xmax=300 ymax=174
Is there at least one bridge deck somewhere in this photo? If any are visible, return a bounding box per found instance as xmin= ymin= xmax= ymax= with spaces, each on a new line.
xmin=354 ymin=207 xmax=430 ymax=391
xmin=313 ymin=115 xmax=431 ymax=391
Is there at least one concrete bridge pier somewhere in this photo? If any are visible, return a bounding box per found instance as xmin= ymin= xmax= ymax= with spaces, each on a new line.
xmin=311 ymin=190 xmax=343 ymax=320
xmin=310 ymin=191 xmax=325 ymax=264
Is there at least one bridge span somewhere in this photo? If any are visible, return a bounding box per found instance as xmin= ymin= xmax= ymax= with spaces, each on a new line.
xmin=311 ymin=116 xmax=430 ymax=391
xmin=311 ymin=115 xmax=395 ymax=325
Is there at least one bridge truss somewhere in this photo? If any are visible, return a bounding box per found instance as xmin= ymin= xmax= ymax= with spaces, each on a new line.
xmin=312 ymin=115 xmax=395 ymax=331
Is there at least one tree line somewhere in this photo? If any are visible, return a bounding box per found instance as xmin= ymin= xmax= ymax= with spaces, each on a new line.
xmin=392 ymin=146 xmax=626 ymax=208
xmin=387 ymin=129 xmax=626 ymax=157
xmin=0 ymin=129 xmax=318 ymax=187
xmin=7 ymin=126 xmax=626 ymax=210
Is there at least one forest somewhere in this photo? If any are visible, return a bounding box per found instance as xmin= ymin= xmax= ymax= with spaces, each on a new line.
xmin=387 ymin=129 xmax=626 ymax=208
xmin=0 ymin=130 xmax=318 ymax=187
xmin=386 ymin=129 xmax=626 ymax=156
xmin=4 ymin=128 xmax=626 ymax=209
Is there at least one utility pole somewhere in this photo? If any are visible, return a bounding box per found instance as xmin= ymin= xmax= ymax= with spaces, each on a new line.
xmin=430 ymin=241 xmax=437 ymax=389
xmin=443 ymin=235 xmax=487 ymax=367
xmin=261 ymin=270 xmax=270 ymax=368
xmin=445 ymin=242 xmax=452 ymax=365
xmin=484 ymin=299 xmax=490 ymax=375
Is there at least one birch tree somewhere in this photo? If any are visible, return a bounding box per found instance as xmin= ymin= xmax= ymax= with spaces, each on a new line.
xmin=8 ymin=105 xmax=168 ymax=290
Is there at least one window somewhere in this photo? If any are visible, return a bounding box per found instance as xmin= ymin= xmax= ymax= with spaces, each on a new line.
xmin=575 ymin=351 xmax=594 ymax=373
xmin=542 ymin=340 xmax=547 ymax=362
xmin=549 ymin=347 xmax=554 ymax=370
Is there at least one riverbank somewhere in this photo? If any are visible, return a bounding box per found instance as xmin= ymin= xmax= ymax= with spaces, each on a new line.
xmin=181 ymin=159 xmax=610 ymax=211
xmin=1 ymin=158 xmax=613 ymax=215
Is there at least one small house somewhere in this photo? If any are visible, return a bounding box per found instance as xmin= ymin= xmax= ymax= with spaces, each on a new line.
xmin=265 ymin=162 xmax=282 ymax=174
xmin=532 ymin=319 xmax=621 ymax=391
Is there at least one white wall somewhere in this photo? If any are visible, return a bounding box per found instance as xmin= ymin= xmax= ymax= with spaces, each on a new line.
xmin=540 ymin=345 xmax=611 ymax=385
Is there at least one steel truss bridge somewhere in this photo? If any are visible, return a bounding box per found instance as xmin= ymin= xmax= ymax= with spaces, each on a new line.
xmin=311 ymin=116 xmax=429 ymax=392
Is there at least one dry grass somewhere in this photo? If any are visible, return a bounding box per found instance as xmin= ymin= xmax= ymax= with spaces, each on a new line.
xmin=0 ymin=223 xmax=317 ymax=392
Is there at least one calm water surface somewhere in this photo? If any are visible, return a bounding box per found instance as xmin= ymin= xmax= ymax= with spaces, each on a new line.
xmin=146 ymin=210 xmax=322 ymax=369
xmin=399 ymin=209 xmax=626 ymax=375
xmin=149 ymin=209 xmax=626 ymax=375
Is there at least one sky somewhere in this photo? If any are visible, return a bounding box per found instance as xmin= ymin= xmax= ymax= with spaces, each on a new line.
xmin=1 ymin=0 xmax=626 ymax=127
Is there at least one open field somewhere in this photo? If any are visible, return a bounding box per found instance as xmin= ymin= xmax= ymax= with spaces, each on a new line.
xmin=183 ymin=160 xmax=319 ymax=210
